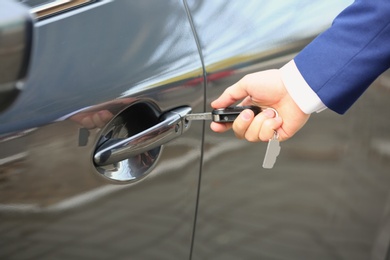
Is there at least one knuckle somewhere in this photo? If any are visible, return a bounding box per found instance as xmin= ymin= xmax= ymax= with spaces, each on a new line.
xmin=245 ymin=133 xmax=259 ymax=142
xmin=241 ymin=74 xmax=250 ymax=81
xmin=262 ymin=119 xmax=274 ymax=128
xmin=241 ymin=74 xmax=253 ymax=84
xmin=259 ymin=135 xmax=270 ymax=142
xmin=234 ymin=131 xmax=245 ymax=140
xmin=232 ymin=121 xmax=245 ymax=132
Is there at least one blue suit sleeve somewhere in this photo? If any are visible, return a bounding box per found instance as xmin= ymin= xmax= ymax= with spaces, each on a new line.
xmin=294 ymin=0 xmax=390 ymax=114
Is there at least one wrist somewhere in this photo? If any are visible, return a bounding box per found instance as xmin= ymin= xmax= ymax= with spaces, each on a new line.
xmin=279 ymin=60 xmax=327 ymax=114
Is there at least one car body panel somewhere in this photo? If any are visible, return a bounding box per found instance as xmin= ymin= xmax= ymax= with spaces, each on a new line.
xmin=187 ymin=0 xmax=390 ymax=259
xmin=0 ymin=0 xmax=204 ymax=259
xmin=2 ymin=0 xmax=390 ymax=259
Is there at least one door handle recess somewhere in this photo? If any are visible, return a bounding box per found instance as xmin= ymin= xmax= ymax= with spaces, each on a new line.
xmin=94 ymin=106 xmax=192 ymax=166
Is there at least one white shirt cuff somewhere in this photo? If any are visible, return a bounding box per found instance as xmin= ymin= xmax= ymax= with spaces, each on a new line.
xmin=279 ymin=60 xmax=327 ymax=114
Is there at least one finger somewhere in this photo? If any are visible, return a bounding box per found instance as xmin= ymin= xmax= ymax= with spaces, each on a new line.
xmin=245 ymin=109 xmax=275 ymax=142
xmin=99 ymin=110 xmax=114 ymax=124
xmin=232 ymin=109 xmax=255 ymax=139
xmin=211 ymin=80 xmax=251 ymax=109
xmin=259 ymin=117 xmax=283 ymax=141
xmin=245 ymin=109 xmax=279 ymax=142
xmin=92 ymin=110 xmax=113 ymax=129
xmin=237 ymin=96 xmax=254 ymax=107
xmin=80 ymin=116 xmax=95 ymax=129
xmin=210 ymin=122 xmax=232 ymax=133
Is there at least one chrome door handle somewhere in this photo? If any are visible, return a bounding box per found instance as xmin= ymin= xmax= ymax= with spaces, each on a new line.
xmin=94 ymin=106 xmax=192 ymax=166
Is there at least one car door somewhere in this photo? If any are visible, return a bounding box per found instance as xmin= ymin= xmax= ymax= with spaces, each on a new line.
xmin=0 ymin=0 xmax=204 ymax=259
xmin=188 ymin=0 xmax=390 ymax=260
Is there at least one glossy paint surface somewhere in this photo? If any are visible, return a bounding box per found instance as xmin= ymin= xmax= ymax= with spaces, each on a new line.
xmin=2 ymin=0 xmax=390 ymax=259
xmin=187 ymin=0 xmax=390 ymax=259
xmin=0 ymin=0 xmax=204 ymax=259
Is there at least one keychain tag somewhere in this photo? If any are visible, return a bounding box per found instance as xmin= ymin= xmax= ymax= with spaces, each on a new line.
xmin=262 ymin=132 xmax=280 ymax=169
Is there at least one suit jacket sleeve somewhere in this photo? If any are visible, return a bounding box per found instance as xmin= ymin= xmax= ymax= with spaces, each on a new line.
xmin=294 ymin=0 xmax=390 ymax=114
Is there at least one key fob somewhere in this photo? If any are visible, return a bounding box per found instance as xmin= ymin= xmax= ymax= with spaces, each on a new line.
xmin=212 ymin=106 xmax=261 ymax=123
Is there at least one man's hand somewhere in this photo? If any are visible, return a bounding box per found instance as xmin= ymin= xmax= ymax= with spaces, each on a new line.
xmin=210 ymin=69 xmax=310 ymax=142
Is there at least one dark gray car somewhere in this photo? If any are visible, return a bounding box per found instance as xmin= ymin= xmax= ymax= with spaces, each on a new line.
xmin=1 ymin=0 xmax=390 ymax=259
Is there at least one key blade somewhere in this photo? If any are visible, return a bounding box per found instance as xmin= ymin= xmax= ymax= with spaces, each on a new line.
xmin=185 ymin=113 xmax=213 ymax=121
xmin=262 ymin=139 xmax=281 ymax=169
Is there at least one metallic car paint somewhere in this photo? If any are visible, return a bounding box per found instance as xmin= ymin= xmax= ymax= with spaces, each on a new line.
xmin=187 ymin=0 xmax=390 ymax=259
xmin=0 ymin=0 xmax=203 ymax=259
xmin=1 ymin=0 xmax=390 ymax=259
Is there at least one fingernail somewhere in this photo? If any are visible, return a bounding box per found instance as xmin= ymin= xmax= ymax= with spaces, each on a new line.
xmin=241 ymin=110 xmax=252 ymax=121
xmin=264 ymin=109 xmax=275 ymax=118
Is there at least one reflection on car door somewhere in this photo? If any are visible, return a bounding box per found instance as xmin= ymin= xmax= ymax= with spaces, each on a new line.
xmin=189 ymin=0 xmax=390 ymax=259
xmin=0 ymin=0 xmax=204 ymax=259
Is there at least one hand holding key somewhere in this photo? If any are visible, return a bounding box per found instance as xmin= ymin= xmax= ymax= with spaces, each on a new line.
xmin=186 ymin=105 xmax=280 ymax=168
xmin=210 ymin=69 xmax=310 ymax=142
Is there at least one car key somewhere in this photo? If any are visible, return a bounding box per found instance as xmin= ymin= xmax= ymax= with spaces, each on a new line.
xmin=185 ymin=106 xmax=261 ymax=123
xmin=262 ymin=131 xmax=280 ymax=169
xmin=186 ymin=105 xmax=280 ymax=169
